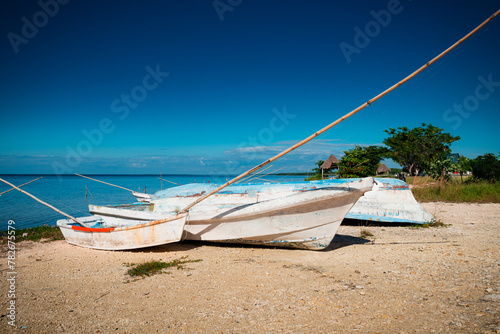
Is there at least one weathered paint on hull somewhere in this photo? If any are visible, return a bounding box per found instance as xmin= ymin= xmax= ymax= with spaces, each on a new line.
xmin=345 ymin=178 xmax=434 ymax=224
xmin=57 ymin=213 xmax=187 ymax=250
xmin=183 ymin=190 xmax=362 ymax=250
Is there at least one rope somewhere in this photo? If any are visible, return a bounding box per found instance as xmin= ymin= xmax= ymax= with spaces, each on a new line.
xmin=75 ymin=173 xmax=134 ymax=192
xmin=158 ymin=177 xmax=183 ymax=186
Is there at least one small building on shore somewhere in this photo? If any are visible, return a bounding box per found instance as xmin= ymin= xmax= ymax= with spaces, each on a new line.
xmin=320 ymin=155 xmax=339 ymax=179
xmin=376 ymin=163 xmax=391 ymax=175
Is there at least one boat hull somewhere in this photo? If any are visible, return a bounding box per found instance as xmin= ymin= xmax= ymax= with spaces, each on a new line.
xmin=183 ymin=189 xmax=362 ymax=250
xmin=346 ymin=178 xmax=434 ymax=224
xmin=57 ymin=213 xmax=187 ymax=250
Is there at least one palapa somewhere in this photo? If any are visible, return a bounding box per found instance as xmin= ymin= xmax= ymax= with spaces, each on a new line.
xmin=320 ymin=155 xmax=339 ymax=170
xmin=376 ymin=163 xmax=391 ymax=175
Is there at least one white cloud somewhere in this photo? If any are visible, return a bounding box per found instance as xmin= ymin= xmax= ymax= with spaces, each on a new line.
xmin=0 ymin=138 xmax=394 ymax=175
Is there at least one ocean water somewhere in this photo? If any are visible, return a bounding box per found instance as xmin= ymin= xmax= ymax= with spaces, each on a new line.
xmin=0 ymin=174 xmax=306 ymax=231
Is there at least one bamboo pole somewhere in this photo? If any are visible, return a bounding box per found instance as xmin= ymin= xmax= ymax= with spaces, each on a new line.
xmin=178 ymin=9 xmax=499 ymax=213
xmin=0 ymin=176 xmax=43 ymax=196
xmin=75 ymin=173 xmax=134 ymax=192
xmin=157 ymin=177 xmax=183 ymax=186
xmin=0 ymin=178 xmax=88 ymax=227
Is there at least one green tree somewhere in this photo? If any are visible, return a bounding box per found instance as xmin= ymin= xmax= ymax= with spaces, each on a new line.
xmin=383 ymin=123 xmax=460 ymax=176
xmin=428 ymin=155 xmax=471 ymax=183
xmin=455 ymin=155 xmax=471 ymax=182
xmin=338 ymin=145 xmax=388 ymax=178
xmin=312 ymin=160 xmax=325 ymax=175
xmin=469 ymin=153 xmax=500 ymax=182
xmin=428 ymin=158 xmax=456 ymax=182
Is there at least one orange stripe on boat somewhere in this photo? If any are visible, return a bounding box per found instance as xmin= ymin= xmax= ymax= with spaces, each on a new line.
xmin=72 ymin=226 xmax=115 ymax=232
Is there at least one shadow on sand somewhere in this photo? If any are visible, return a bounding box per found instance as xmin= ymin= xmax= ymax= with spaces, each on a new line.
xmin=324 ymin=234 xmax=371 ymax=251
xmin=128 ymin=235 xmax=373 ymax=253
xmin=128 ymin=240 xmax=203 ymax=253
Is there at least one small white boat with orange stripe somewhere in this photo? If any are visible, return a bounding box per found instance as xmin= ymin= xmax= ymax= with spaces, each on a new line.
xmin=56 ymin=213 xmax=187 ymax=250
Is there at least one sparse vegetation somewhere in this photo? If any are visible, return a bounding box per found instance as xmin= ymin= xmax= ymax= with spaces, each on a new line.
xmin=409 ymin=219 xmax=449 ymax=229
xmin=125 ymin=256 xmax=202 ymax=278
xmin=469 ymin=153 xmax=500 ymax=182
xmin=360 ymin=229 xmax=374 ymax=239
xmin=410 ymin=177 xmax=500 ymax=203
xmin=305 ymin=159 xmax=328 ymax=181
xmin=0 ymin=225 xmax=64 ymax=244
xmin=427 ymin=219 xmax=448 ymax=228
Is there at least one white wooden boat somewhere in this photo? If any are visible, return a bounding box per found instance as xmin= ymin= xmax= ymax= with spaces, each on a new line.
xmin=88 ymin=178 xmax=374 ymax=250
xmin=56 ymin=213 xmax=187 ymax=250
xmin=131 ymin=191 xmax=152 ymax=202
xmin=345 ymin=178 xmax=434 ymax=224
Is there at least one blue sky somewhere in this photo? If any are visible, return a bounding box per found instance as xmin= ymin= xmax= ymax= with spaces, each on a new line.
xmin=1 ymin=0 xmax=499 ymax=175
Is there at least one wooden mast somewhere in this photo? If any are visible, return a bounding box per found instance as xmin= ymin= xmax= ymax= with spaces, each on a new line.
xmin=178 ymin=9 xmax=500 ymax=214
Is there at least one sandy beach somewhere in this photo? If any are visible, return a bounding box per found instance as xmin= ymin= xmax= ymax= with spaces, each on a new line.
xmin=1 ymin=202 xmax=499 ymax=333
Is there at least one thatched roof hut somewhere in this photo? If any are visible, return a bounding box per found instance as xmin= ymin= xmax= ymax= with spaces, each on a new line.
xmin=320 ymin=155 xmax=339 ymax=170
xmin=319 ymin=155 xmax=339 ymax=179
xmin=376 ymin=163 xmax=391 ymax=175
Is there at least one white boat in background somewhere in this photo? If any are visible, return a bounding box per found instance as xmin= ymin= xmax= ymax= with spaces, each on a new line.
xmin=56 ymin=213 xmax=187 ymax=250
xmin=128 ymin=177 xmax=434 ymax=225
xmin=132 ymin=191 xmax=152 ymax=202
xmin=345 ymin=178 xmax=434 ymax=224
xmin=89 ymin=177 xmax=374 ymax=250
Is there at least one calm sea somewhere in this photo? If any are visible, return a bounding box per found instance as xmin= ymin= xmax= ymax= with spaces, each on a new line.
xmin=0 ymin=174 xmax=306 ymax=231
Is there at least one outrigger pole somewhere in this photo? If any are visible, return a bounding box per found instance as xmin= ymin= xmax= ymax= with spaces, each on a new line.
xmin=179 ymin=9 xmax=500 ymax=214
xmin=0 ymin=178 xmax=89 ymax=227
xmin=0 ymin=176 xmax=43 ymax=196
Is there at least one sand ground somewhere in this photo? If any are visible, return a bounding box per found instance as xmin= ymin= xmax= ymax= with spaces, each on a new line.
xmin=1 ymin=202 xmax=499 ymax=333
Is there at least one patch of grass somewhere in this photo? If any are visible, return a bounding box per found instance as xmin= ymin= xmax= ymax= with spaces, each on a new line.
xmin=410 ymin=178 xmax=500 ymax=203
xmin=427 ymin=219 xmax=449 ymax=228
xmin=407 ymin=176 xmax=434 ymax=186
xmin=0 ymin=225 xmax=64 ymax=244
xmin=360 ymin=229 xmax=374 ymax=239
xmin=125 ymin=256 xmax=202 ymax=278
xmin=409 ymin=219 xmax=449 ymax=229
